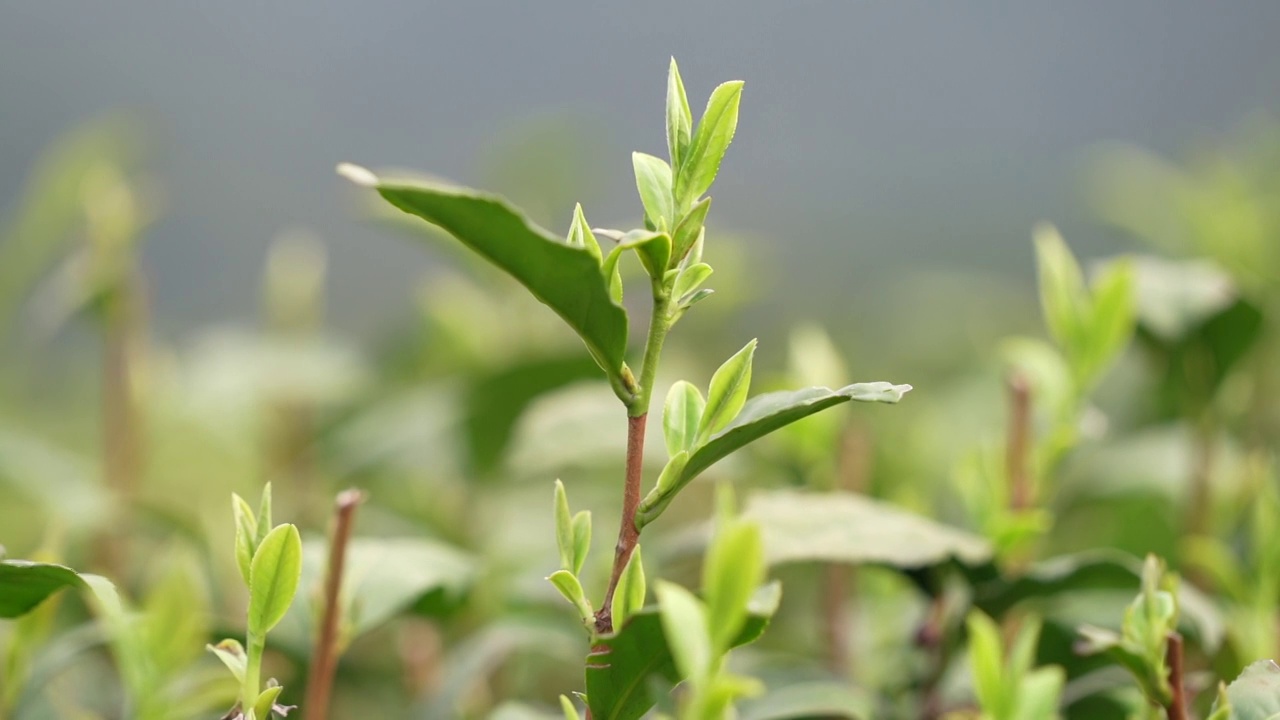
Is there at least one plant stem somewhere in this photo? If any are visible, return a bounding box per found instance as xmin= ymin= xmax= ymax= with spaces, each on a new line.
xmin=1164 ymin=632 xmax=1187 ymax=720
xmin=823 ymin=425 xmax=870 ymax=677
xmin=304 ymin=489 xmax=365 ymax=720
xmin=97 ymin=270 xmax=145 ymax=577
xmin=1006 ymin=373 xmax=1033 ymax=512
xmin=597 ymin=283 xmax=670 ymax=634
xmin=243 ymin=633 xmax=266 ymax=711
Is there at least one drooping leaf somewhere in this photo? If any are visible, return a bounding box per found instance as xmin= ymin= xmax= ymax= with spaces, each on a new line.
xmin=637 ymin=383 xmax=911 ymax=528
xmin=0 ymin=560 xmax=88 ymax=618
xmin=736 ymin=681 xmax=871 ymax=720
xmin=585 ymin=582 xmax=781 ymax=720
xmin=743 ymin=490 xmax=992 ymax=569
xmin=340 ymin=166 xmax=629 ymax=378
xmin=699 ymin=339 xmax=757 ymax=443
xmin=247 ymin=524 xmax=303 ymax=637
xmin=206 ymin=639 xmax=247 ymax=683
xmin=548 ymin=570 xmax=593 ymax=623
xmin=676 ymin=81 xmax=744 ymax=208
xmin=633 ymin=153 xmax=675 ymax=232
xmin=615 ymin=229 xmax=672 ymax=281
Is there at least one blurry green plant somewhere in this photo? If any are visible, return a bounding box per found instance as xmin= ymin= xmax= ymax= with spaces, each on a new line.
xmin=341 ymin=58 xmax=910 ymax=719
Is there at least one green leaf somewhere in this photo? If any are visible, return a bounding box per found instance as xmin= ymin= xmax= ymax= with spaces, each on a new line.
xmin=1034 ymin=224 xmax=1090 ymax=356
xmin=247 ymin=524 xmax=303 ymax=636
xmin=676 ymin=81 xmax=744 ymax=208
xmin=555 ymin=480 xmax=574 ymax=572
xmin=671 ymin=197 xmax=711 ymax=265
xmin=561 ymin=694 xmax=584 ymax=720
xmin=637 ymin=383 xmax=911 ymax=528
xmin=610 ymin=546 xmax=647 ymax=630
xmin=673 ymin=263 xmax=713 ymax=306
xmin=0 ymin=560 xmax=89 ymax=618
xmin=233 ymin=493 xmax=258 ymax=586
xmin=699 ymin=339 xmax=757 ymax=443
xmin=548 ymin=569 xmax=593 ymax=623
xmin=1013 ymin=667 xmax=1064 ymax=720
xmin=702 ymin=520 xmax=764 ymax=652
xmin=966 ymin=611 xmax=1008 ymax=717
xmin=253 ymin=684 xmax=283 ymax=720
xmin=206 ymin=639 xmax=247 ymax=683
xmin=571 ymin=510 xmax=592 ymax=577
xmin=616 ymin=229 xmax=672 ymax=281
xmin=663 ymin=381 xmax=706 ymax=456
xmin=255 ymin=483 xmax=273 ymax=545
xmin=340 ymin=166 xmax=629 ymax=378
xmin=655 ymin=582 xmax=711 ymax=679
xmin=737 ymin=682 xmax=871 ymax=720
xmin=586 ymin=582 xmax=781 ymax=720
xmin=1078 ymin=257 xmax=1134 ymax=388
xmin=745 ymin=490 xmax=992 ymax=568
xmin=633 ymin=153 xmax=675 ymax=232
xmin=566 ymin=203 xmax=603 ymax=264
xmin=602 ymin=244 xmax=625 ymax=304
xmin=666 ymin=58 xmax=693 ymax=170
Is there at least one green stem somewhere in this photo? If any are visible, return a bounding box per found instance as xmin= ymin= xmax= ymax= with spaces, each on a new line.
xmin=630 ymin=284 xmax=671 ymax=417
xmin=243 ymin=633 xmax=265 ymax=710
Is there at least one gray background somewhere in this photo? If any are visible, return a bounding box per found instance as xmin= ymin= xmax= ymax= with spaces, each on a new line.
xmin=3 ymin=2 xmax=1278 ymax=339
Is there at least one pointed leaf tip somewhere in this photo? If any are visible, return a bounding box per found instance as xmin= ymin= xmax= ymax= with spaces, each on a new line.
xmin=336 ymin=162 xmax=378 ymax=187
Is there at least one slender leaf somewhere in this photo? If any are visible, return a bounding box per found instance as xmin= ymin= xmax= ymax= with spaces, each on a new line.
xmin=671 ymin=197 xmax=711 ymax=265
xmin=676 ymin=81 xmax=744 ymax=207
xmin=555 ymin=480 xmax=574 ymax=572
xmin=611 ymin=546 xmax=646 ymax=630
xmin=702 ymin=521 xmax=764 ymax=652
xmin=637 ymin=383 xmax=911 ymax=527
xmin=666 ymin=58 xmax=692 ymax=170
xmin=633 ymin=153 xmax=674 ymax=232
xmin=571 ymin=511 xmax=592 ymax=576
xmin=340 ymin=166 xmax=629 ymax=377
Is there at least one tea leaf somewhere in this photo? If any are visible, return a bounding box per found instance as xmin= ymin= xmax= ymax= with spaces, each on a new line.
xmin=0 ymin=560 xmax=87 ymax=618
xmin=655 ymin=581 xmax=711 ymax=679
xmin=633 ymin=153 xmax=674 ymax=232
xmin=610 ymin=545 xmax=646 ymax=629
xmin=666 ymin=58 xmax=692 ymax=170
xmin=554 ymin=480 xmax=574 ymax=572
xmin=247 ymin=524 xmax=302 ymax=636
xmin=340 ymin=167 xmax=629 ymax=379
xmin=663 ymin=381 xmax=705 ymax=456
xmin=676 ymin=81 xmax=744 ymax=207
xmin=547 ymin=570 xmax=592 ymax=623
xmin=671 ymin=197 xmax=711 ymax=265
xmin=699 ymin=339 xmax=757 ymax=443
xmin=703 ymin=520 xmax=764 ymax=652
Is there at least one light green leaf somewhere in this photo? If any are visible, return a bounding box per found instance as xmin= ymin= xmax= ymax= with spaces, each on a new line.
xmin=567 ymin=203 xmax=603 ymax=264
xmin=571 ymin=510 xmax=592 ymax=577
xmin=673 ymin=263 xmax=713 ymax=306
xmin=737 ymin=681 xmax=872 ymax=720
xmin=340 ymin=166 xmax=629 ymax=378
xmin=253 ymin=685 xmax=283 ymax=720
xmin=655 ymin=581 xmax=711 ymax=679
xmin=547 ymin=569 xmax=593 ymax=623
xmin=206 ymin=639 xmax=247 ymax=683
xmin=233 ymin=493 xmax=258 ymax=586
xmin=561 ymin=694 xmax=584 ymax=720
xmin=602 ymin=244 xmax=625 ymax=304
xmin=745 ymin=490 xmax=992 ymax=568
xmin=555 ymin=480 xmax=574 ymax=572
xmin=637 ymin=383 xmax=911 ymax=527
xmin=699 ymin=339 xmax=757 ymax=443
xmin=666 ymin=58 xmax=693 ymax=170
xmin=703 ymin=520 xmax=764 ymax=652
xmin=611 ymin=546 xmax=647 ymax=630
xmin=676 ymin=81 xmax=744 ymax=208
xmin=966 ymin=611 xmax=1007 ymax=716
xmin=616 ymin=229 xmax=672 ymax=281
xmin=671 ymin=197 xmax=711 ymax=265
xmin=247 ymin=524 xmax=303 ymax=636
xmin=255 ymin=484 xmax=273 ymax=545
xmin=633 ymin=153 xmax=675 ymax=232
xmin=1013 ymin=667 xmax=1064 ymax=720
xmin=1034 ymin=224 xmax=1090 ymax=357
xmin=1079 ymin=257 xmax=1134 ymax=388
xmin=663 ymin=381 xmax=706 ymax=456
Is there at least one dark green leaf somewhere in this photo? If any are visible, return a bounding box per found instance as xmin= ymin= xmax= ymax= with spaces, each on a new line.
xmin=585 ymin=582 xmax=780 ymax=720
xmin=637 ymin=383 xmax=911 ymax=528
xmin=340 ymin=166 xmax=629 ymax=377
xmin=0 ymin=560 xmax=87 ymax=618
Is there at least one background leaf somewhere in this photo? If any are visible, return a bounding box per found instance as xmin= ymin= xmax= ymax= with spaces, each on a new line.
xmin=0 ymin=560 xmax=87 ymax=618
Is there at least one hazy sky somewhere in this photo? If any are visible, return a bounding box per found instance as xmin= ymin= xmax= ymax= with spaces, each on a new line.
xmin=3 ymin=2 xmax=1279 ymax=337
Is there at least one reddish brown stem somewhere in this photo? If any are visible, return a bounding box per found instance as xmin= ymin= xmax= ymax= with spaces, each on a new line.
xmin=823 ymin=425 xmax=870 ymax=677
xmin=1165 ymin=632 xmax=1188 ymax=720
xmin=303 ymin=489 xmax=365 ymax=720
xmin=1006 ymin=373 xmax=1033 ymax=512
xmin=595 ymin=413 xmax=647 ymax=635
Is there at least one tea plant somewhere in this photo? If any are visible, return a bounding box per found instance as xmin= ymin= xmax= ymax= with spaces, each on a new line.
xmin=340 ymin=57 xmax=910 ymax=718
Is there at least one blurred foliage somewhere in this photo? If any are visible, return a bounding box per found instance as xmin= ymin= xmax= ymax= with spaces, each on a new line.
xmin=3 ymin=103 xmax=1280 ymax=720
